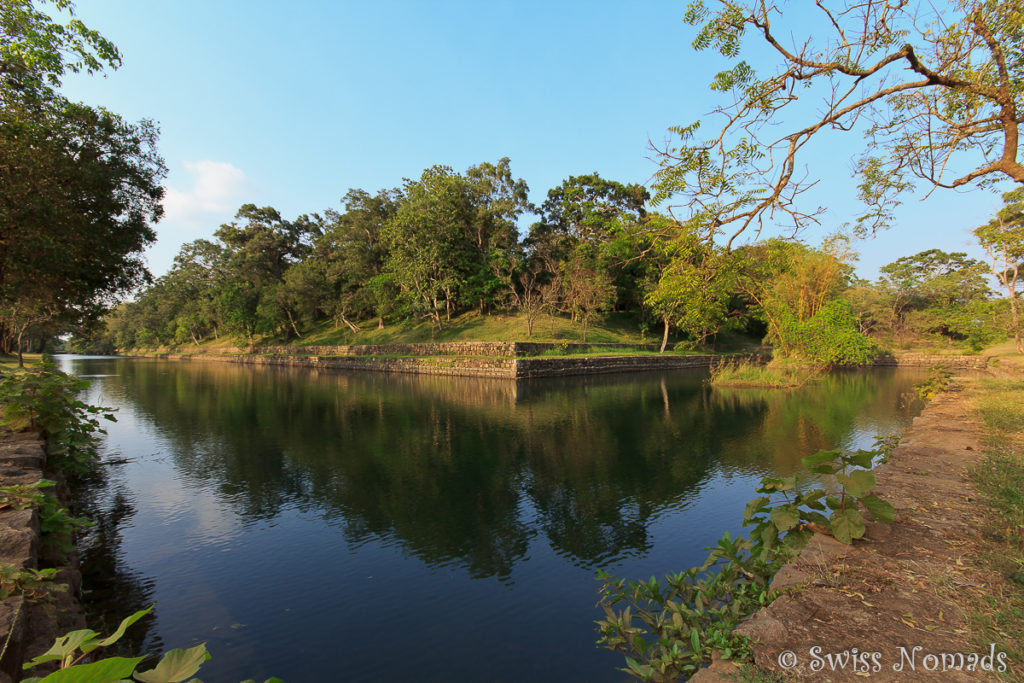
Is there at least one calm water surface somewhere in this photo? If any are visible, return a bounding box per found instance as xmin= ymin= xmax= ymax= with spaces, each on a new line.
xmin=57 ymin=356 xmax=925 ymax=682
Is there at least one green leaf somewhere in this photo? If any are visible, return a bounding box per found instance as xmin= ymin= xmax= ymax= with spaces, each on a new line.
xmin=769 ymin=505 xmax=801 ymax=532
xmin=25 ymin=630 xmax=100 ymax=668
xmin=801 ymin=450 xmax=838 ymax=468
xmin=743 ymin=496 xmax=770 ymax=521
xmin=86 ymin=607 xmax=153 ymax=653
xmin=861 ymin=494 xmax=895 ymax=524
xmin=134 ymin=644 xmax=210 ymax=683
xmin=783 ymin=528 xmax=811 ymax=552
xmin=830 ymin=507 xmax=865 ymax=544
xmin=836 ymin=469 xmax=875 ymax=498
xmin=31 ymin=656 xmax=145 ymax=682
xmin=846 ymin=449 xmax=875 ymax=469
xmin=825 ymin=495 xmax=843 ymax=511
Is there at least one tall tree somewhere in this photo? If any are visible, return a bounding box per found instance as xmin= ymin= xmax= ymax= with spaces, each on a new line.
xmin=654 ymin=1 xmax=1024 ymax=246
xmin=975 ymin=188 xmax=1024 ymax=352
xmin=0 ymin=1 xmax=165 ymax=362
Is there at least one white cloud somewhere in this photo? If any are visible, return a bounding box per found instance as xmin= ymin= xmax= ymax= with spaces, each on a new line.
xmin=162 ymin=160 xmax=248 ymax=226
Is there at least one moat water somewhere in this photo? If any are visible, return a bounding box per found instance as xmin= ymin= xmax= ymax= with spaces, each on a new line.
xmin=57 ymin=356 xmax=925 ymax=682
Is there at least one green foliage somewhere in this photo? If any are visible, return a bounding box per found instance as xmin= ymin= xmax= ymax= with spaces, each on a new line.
xmin=914 ymin=366 xmax=954 ymax=401
xmin=975 ymin=188 xmax=1024 ymax=353
xmin=0 ymin=479 xmax=92 ymax=563
xmin=848 ymin=249 xmax=998 ymax=347
xmin=0 ymin=361 xmax=115 ymax=473
xmin=22 ymin=607 xmax=280 ymax=683
xmin=597 ymin=445 xmax=896 ymax=680
xmin=0 ymin=564 xmax=58 ymax=600
xmin=0 ymin=0 xmax=165 ymax=359
xmin=707 ymin=358 xmax=813 ymax=388
xmin=774 ymin=299 xmax=877 ymax=368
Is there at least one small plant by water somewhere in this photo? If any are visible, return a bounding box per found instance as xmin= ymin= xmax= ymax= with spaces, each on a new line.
xmin=914 ymin=365 xmax=954 ymax=401
xmin=21 ymin=607 xmax=281 ymax=683
xmin=0 ymin=361 xmax=116 ymax=474
xmin=596 ymin=444 xmax=896 ymax=681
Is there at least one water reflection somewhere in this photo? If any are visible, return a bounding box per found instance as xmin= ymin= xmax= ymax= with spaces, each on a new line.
xmin=59 ymin=357 xmax=924 ymax=682
xmin=84 ymin=360 xmax=921 ymax=575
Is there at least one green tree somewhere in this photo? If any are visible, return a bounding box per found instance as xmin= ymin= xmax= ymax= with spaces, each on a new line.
xmin=556 ymin=255 xmax=616 ymax=343
xmin=212 ymin=205 xmax=319 ymax=341
xmin=315 ymin=188 xmax=402 ymax=330
xmin=654 ymin=1 xmax=1024 ymax=246
xmin=0 ymin=1 xmax=165 ymax=363
xmin=735 ymin=237 xmax=875 ymax=366
xmin=975 ymin=188 xmax=1024 ymax=352
xmin=872 ymin=249 xmax=991 ymax=343
xmin=0 ymin=0 xmax=120 ymax=102
xmin=644 ymin=223 xmax=737 ymax=349
xmin=382 ymin=160 xmax=529 ymax=328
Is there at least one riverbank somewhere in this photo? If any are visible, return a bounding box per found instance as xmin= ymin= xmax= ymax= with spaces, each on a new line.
xmin=695 ymin=372 xmax=1023 ymax=681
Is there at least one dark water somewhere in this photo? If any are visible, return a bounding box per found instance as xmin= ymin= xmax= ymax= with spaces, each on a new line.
xmin=57 ymin=356 xmax=925 ymax=682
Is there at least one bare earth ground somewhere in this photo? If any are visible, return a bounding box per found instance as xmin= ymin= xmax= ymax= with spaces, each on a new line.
xmin=696 ymin=379 xmax=1019 ymax=682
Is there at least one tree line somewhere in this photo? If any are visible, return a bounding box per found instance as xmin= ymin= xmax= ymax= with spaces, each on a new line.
xmin=94 ymin=165 xmax=1022 ymax=365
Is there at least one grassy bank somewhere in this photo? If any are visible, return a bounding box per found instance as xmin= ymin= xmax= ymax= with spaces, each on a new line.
xmin=968 ymin=376 xmax=1024 ymax=673
xmin=120 ymin=311 xmax=765 ymax=356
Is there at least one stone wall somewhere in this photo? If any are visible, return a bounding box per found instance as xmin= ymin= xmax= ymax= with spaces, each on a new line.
xmin=873 ymin=352 xmax=989 ymax=369
xmin=251 ymin=341 xmax=659 ymax=358
xmin=134 ymin=349 xmax=982 ymax=379
xmin=146 ymin=352 xmax=520 ymax=378
xmin=0 ymin=430 xmax=84 ymax=681
xmin=514 ymin=354 xmax=718 ymax=378
xmin=136 ymin=351 xmax=722 ymax=379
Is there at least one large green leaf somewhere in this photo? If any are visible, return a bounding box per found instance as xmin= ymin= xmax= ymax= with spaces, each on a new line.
xmin=24 ymin=630 xmax=100 ymax=668
xmin=861 ymin=494 xmax=895 ymax=524
xmin=31 ymin=656 xmax=146 ymax=682
xmin=88 ymin=607 xmax=154 ymax=652
xmin=769 ymin=505 xmax=801 ymax=532
xmin=830 ymin=507 xmax=865 ymax=544
xmin=801 ymin=450 xmax=839 ymax=468
xmin=836 ymin=469 xmax=875 ymax=498
xmin=846 ymin=450 xmax=876 ymax=469
xmin=743 ymin=496 xmax=770 ymax=522
xmin=134 ymin=644 xmax=210 ymax=683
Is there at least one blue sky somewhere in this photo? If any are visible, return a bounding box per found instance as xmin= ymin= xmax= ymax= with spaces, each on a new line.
xmin=59 ymin=0 xmax=1013 ymax=280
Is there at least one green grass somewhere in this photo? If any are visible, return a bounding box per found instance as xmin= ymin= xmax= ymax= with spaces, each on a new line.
xmin=0 ymin=354 xmax=43 ymax=370
xmin=127 ymin=312 xmax=767 ymax=355
xmin=969 ymin=378 xmax=1024 ymax=677
xmin=296 ymin=310 xmax=653 ymax=346
xmin=707 ymin=358 xmax=814 ymax=388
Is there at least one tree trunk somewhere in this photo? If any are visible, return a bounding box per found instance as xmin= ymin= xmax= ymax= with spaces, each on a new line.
xmin=1010 ymin=296 xmax=1023 ymax=353
xmin=660 ymin=316 xmax=670 ymax=353
xmin=377 ymin=316 xmax=384 ymax=330
xmin=338 ymin=314 xmax=359 ymax=334
xmin=286 ymin=309 xmax=303 ymax=338
xmin=16 ymin=324 xmax=25 ymax=367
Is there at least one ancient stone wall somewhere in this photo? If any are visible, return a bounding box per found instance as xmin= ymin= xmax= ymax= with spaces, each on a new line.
xmin=0 ymin=430 xmax=84 ymax=681
xmin=252 ymin=341 xmax=660 ymax=358
xmin=873 ymin=353 xmax=989 ymax=369
xmin=514 ymin=354 xmax=718 ymax=378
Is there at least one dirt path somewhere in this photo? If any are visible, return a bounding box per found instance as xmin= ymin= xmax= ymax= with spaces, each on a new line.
xmin=697 ymin=379 xmax=1015 ymax=681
